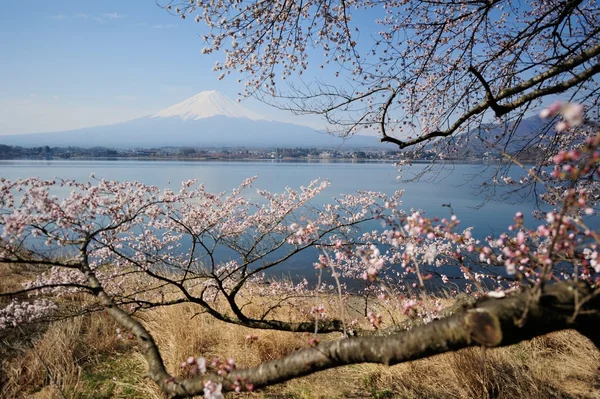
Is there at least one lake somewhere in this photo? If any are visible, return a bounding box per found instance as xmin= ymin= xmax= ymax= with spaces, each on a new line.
xmin=0 ymin=159 xmax=545 ymax=228
xmin=0 ymin=159 xmax=553 ymax=283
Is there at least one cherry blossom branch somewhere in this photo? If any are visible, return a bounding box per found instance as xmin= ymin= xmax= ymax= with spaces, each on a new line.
xmin=163 ymin=0 xmax=600 ymax=155
xmin=385 ymin=44 xmax=600 ymax=148
xmin=0 ymin=283 xmax=91 ymax=298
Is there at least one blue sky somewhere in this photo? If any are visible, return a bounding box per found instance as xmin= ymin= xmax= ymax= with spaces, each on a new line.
xmin=0 ymin=0 xmax=329 ymax=134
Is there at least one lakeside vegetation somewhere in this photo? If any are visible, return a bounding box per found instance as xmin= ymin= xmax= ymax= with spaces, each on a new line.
xmin=0 ymin=144 xmax=398 ymax=161
xmin=0 ymin=144 xmax=543 ymax=162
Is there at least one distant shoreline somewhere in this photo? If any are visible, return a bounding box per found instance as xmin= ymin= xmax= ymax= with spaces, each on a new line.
xmin=0 ymin=156 xmax=516 ymax=165
xmin=1 ymin=143 xmax=543 ymax=163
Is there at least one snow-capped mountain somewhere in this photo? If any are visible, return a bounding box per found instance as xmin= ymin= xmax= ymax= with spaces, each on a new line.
xmin=152 ymin=90 xmax=267 ymax=121
xmin=0 ymin=91 xmax=377 ymax=148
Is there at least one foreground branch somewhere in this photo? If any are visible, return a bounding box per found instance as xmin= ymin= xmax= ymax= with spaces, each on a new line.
xmin=88 ymin=268 xmax=599 ymax=398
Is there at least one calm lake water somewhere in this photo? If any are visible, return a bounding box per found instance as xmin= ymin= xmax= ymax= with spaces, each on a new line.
xmin=0 ymin=159 xmax=545 ymax=229
xmin=0 ymin=159 xmax=554 ymax=283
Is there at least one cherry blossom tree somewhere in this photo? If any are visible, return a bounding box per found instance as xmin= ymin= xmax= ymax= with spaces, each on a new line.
xmin=0 ymin=176 xmax=399 ymax=332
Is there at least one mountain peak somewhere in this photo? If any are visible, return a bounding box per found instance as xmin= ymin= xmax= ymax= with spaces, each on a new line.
xmin=152 ymin=90 xmax=267 ymax=121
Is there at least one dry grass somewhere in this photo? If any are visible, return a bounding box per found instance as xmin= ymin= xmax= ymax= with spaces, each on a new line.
xmin=1 ymin=287 xmax=599 ymax=399
xmin=353 ymin=331 xmax=600 ymax=399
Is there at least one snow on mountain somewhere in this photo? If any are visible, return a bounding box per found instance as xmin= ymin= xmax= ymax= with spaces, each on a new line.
xmin=152 ymin=90 xmax=267 ymax=121
xmin=0 ymin=90 xmax=379 ymax=148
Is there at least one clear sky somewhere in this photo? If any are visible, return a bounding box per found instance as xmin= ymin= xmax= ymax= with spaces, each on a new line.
xmin=0 ymin=0 xmax=328 ymax=135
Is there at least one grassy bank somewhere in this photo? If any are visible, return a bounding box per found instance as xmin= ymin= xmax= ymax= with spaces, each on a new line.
xmin=2 ymin=292 xmax=600 ymax=399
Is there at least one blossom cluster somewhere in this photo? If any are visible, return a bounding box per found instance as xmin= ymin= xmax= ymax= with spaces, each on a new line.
xmin=0 ymin=299 xmax=57 ymax=330
xmin=540 ymin=101 xmax=585 ymax=132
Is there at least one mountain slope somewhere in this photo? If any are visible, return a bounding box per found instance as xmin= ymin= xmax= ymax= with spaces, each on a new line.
xmin=426 ymin=116 xmax=554 ymax=158
xmin=0 ymin=91 xmax=378 ymax=148
xmin=468 ymin=116 xmax=551 ymax=154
